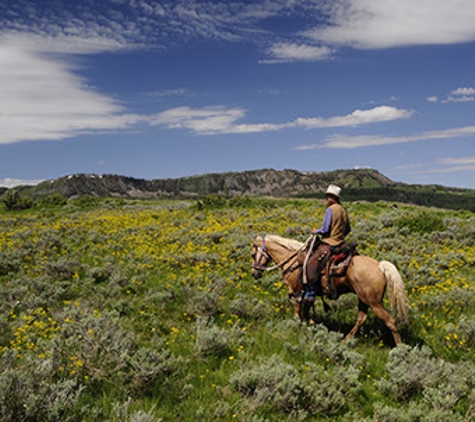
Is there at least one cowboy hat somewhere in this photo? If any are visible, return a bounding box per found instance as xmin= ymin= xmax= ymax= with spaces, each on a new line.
xmin=325 ymin=184 xmax=341 ymax=199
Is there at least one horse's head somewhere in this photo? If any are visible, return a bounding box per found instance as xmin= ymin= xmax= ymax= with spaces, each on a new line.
xmin=251 ymin=235 xmax=272 ymax=279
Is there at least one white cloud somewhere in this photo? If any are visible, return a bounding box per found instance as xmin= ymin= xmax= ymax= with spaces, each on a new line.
xmin=443 ymin=95 xmax=475 ymax=103
xmin=294 ymin=106 xmax=413 ymax=129
xmin=0 ymin=1 xmax=282 ymax=56
xmin=149 ymin=89 xmax=188 ymax=98
xmin=393 ymin=163 xmax=425 ymax=171
xmin=0 ymin=1 xmax=471 ymax=147
xmin=150 ymin=106 xmax=288 ymax=134
xmin=452 ymin=87 xmax=475 ymax=96
xmin=151 ymin=106 xmax=247 ymax=134
xmin=0 ymin=35 xmax=145 ymax=144
xmin=428 ymin=86 xmax=475 ymax=104
xmin=305 ymin=0 xmax=475 ymax=49
xmin=392 ymin=161 xmax=475 ymax=176
xmin=438 ymin=155 xmax=475 ymax=165
xmin=0 ymin=28 xmax=412 ymax=143
xmin=0 ymin=178 xmax=43 ymax=188
xmin=295 ymin=125 xmax=475 ymax=150
xmin=151 ymin=105 xmax=412 ymax=135
xmin=441 ymin=86 xmax=475 ymax=103
xmin=265 ymin=42 xmax=333 ymax=62
xmin=411 ymin=164 xmax=475 ymax=174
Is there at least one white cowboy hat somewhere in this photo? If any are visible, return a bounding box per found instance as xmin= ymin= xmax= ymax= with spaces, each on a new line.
xmin=325 ymin=184 xmax=341 ymax=199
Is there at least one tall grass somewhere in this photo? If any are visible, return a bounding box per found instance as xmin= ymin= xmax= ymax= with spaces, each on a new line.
xmin=0 ymin=198 xmax=474 ymax=420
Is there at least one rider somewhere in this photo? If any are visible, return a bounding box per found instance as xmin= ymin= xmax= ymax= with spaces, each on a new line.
xmin=304 ymin=184 xmax=351 ymax=301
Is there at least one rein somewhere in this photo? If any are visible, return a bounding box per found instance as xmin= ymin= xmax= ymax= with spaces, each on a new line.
xmin=302 ymin=233 xmax=318 ymax=285
xmin=253 ymin=235 xmax=312 ymax=273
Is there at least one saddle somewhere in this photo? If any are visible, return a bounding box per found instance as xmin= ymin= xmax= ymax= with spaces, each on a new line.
xmin=299 ymin=240 xmax=358 ymax=300
xmin=326 ymin=243 xmax=358 ymax=277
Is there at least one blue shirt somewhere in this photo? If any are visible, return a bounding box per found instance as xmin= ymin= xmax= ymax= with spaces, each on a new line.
xmin=316 ymin=207 xmax=333 ymax=236
xmin=316 ymin=206 xmax=351 ymax=240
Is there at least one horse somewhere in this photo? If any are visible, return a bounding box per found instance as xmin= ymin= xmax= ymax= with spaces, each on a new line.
xmin=251 ymin=234 xmax=409 ymax=345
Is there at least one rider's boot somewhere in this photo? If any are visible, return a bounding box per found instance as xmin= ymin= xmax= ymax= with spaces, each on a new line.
xmin=303 ymin=282 xmax=316 ymax=303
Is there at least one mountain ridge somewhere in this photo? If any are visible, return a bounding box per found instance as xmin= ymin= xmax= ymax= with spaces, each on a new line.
xmin=15 ymin=168 xmax=396 ymax=199
xmin=7 ymin=168 xmax=475 ymax=211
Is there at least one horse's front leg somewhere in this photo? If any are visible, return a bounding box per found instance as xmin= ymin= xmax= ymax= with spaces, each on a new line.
xmin=321 ymin=298 xmax=332 ymax=315
xmin=300 ymin=299 xmax=315 ymax=324
xmin=343 ymin=300 xmax=368 ymax=341
xmin=288 ymin=291 xmax=303 ymax=319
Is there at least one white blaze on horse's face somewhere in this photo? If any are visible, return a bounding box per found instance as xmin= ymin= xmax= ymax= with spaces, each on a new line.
xmin=251 ymin=239 xmax=269 ymax=279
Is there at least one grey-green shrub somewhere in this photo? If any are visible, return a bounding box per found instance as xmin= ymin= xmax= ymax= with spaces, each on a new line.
xmin=376 ymin=344 xmax=475 ymax=408
xmin=449 ymin=317 xmax=475 ymax=348
xmin=230 ymin=354 xmax=362 ymax=417
xmin=372 ymin=401 xmax=465 ymax=422
xmin=0 ymin=355 xmax=85 ymax=421
xmin=194 ymin=316 xmax=238 ymax=358
xmin=55 ymin=306 xmax=182 ymax=394
xmin=111 ymin=397 xmax=160 ymax=422
xmin=395 ymin=211 xmax=446 ymax=235
xmin=299 ymin=323 xmax=364 ymax=367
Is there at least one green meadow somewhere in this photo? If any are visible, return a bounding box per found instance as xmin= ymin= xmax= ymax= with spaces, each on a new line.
xmin=0 ymin=196 xmax=474 ymax=421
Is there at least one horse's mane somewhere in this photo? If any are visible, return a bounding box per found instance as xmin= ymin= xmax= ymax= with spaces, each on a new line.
xmin=264 ymin=234 xmax=304 ymax=251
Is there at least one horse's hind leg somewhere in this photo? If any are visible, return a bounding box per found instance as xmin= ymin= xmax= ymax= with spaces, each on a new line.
xmin=371 ymin=304 xmax=401 ymax=345
xmin=343 ymin=300 xmax=368 ymax=341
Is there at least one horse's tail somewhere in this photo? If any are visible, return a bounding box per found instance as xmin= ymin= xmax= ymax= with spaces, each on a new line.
xmin=379 ymin=260 xmax=410 ymax=326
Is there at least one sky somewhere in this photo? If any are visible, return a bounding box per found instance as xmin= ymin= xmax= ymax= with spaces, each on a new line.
xmin=1 ymin=0 xmax=475 ymax=189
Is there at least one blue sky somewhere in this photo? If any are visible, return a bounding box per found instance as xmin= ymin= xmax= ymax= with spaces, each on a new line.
xmin=1 ymin=0 xmax=475 ymax=189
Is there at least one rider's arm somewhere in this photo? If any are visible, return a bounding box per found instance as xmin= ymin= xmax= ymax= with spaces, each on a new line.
xmin=315 ymin=207 xmax=333 ymax=236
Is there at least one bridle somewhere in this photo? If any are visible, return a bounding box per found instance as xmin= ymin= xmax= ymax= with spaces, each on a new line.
xmin=252 ymin=236 xmax=273 ymax=272
xmin=252 ymin=234 xmax=312 ymax=274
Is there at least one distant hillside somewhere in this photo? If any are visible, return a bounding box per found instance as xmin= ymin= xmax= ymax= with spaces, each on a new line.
xmin=7 ymin=168 xmax=475 ymax=212
xmin=17 ymin=169 xmax=394 ymax=199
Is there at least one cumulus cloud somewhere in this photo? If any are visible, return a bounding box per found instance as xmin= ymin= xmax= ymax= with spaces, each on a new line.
xmin=443 ymin=96 xmax=475 ymax=103
xmin=452 ymin=87 xmax=475 ymax=96
xmin=305 ymin=0 xmax=475 ymax=49
xmin=441 ymin=86 xmax=475 ymax=103
xmin=427 ymin=86 xmax=475 ymax=104
xmin=426 ymin=86 xmax=475 ymax=103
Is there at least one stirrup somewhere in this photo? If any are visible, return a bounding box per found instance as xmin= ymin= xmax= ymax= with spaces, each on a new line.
xmin=304 ymin=293 xmax=316 ymax=303
xmin=304 ymin=286 xmax=316 ymax=302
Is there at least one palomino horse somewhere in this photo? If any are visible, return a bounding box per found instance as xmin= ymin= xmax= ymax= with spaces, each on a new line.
xmin=251 ymin=234 xmax=409 ymax=345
